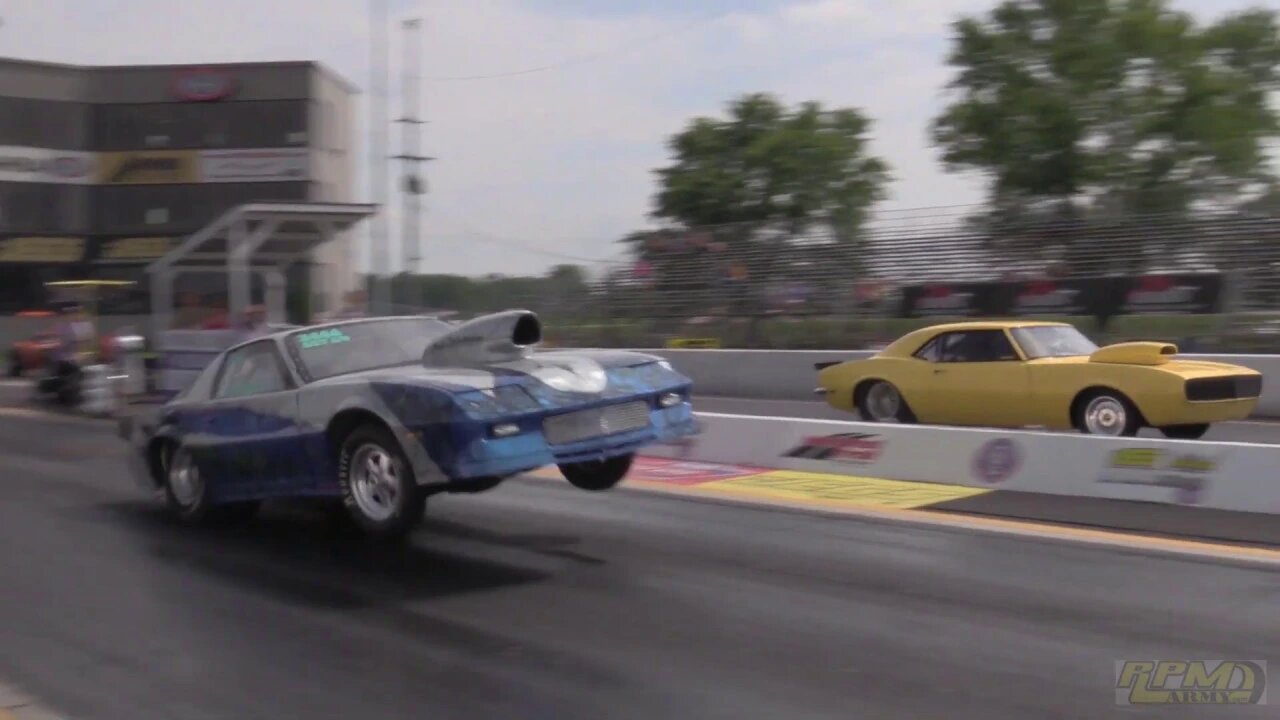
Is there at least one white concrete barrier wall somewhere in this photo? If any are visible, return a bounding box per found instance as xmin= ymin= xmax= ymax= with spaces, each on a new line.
xmin=634 ymin=349 xmax=1280 ymax=417
xmin=648 ymin=412 xmax=1280 ymax=514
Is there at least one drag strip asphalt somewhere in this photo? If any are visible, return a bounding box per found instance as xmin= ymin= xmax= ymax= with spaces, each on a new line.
xmin=695 ymin=395 xmax=1280 ymax=444
xmin=1 ymin=412 xmax=1278 ymax=719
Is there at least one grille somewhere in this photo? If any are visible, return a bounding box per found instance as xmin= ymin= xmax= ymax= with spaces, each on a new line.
xmin=542 ymin=401 xmax=651 ymax=445
xmin=1185 ymin=375 xmax=1263 ymax=401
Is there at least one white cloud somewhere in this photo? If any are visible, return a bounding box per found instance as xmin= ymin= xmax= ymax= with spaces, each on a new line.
xmin=2 ymin=0 xmax=1270 ymax=279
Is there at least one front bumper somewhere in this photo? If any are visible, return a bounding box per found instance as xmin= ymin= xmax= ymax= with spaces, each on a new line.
xmin=1143 ymin=397 xmax=1259 ymax=427
xmin=423 ymin=401 xmax=697 ymax=481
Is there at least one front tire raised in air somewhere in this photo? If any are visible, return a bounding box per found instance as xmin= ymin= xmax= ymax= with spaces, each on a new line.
xmin=337 ymin=424 xmax=426 ymax=539
xmin=559 ymin=453 xmax=633 ymax=491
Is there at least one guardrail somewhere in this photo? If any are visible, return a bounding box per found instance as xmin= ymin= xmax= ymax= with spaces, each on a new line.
xmin=640 ymin=349 xmax=1280 ymax=418
xmin=649 ymin=412 xmax=1280 ymax=514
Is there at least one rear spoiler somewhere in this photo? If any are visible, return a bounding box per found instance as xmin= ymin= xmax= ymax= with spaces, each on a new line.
xmin=814 ymin=361 xmax=841 ymax=370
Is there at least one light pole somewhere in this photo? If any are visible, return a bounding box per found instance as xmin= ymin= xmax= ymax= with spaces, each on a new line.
xmin=394 ymin=17 xmax=433 ymax=310
xmin=368 ymin=0 xmax=391 ymax=313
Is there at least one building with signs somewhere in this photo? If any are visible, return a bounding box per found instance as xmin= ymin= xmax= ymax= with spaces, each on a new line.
xmin=0 ymin=56 xmax=358 ymax=317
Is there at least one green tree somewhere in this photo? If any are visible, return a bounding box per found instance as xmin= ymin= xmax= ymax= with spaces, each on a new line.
xmin=654 ymin=93 xmax=891 ymax=235
xmin=931 ymin=0 xmax=1280 ymax=219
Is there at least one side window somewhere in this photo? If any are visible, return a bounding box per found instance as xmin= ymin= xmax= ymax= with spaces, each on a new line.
xmin=938 ymin=330 xmax=1020 ymax=362
xmin=914 ymin=336 xmax=942 ymax=362
xmin=213 ymin=341 xmax=290 ymax=399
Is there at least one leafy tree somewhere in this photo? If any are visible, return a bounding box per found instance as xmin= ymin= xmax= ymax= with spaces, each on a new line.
xmin=653 ymin=93 xmax=891 ymax=236
xmin=640 ymin=94 xmax=890 ymax=323
xmin=931 ymin=0 xmax=1280 ymax=221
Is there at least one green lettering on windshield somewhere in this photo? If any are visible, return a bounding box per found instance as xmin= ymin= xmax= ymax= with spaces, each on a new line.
xmin=298 ymin=328 xmax=351 ymax=349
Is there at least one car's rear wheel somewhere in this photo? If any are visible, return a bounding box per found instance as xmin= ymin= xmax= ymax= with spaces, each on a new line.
xmin=337 ymin=424 xmax=426 ymax=539
xmin=560 ymin=453 xmax=633 ymax=491
xmin=1159 ymin=423 xmax=1210 ymax=440
xmin=857 ymin=380 xmax=915 ymax=423
xmin=1075 ymin=390 xmax=1141 ymax=437
xmin=162 ymin=442 xmax=259 ymax=524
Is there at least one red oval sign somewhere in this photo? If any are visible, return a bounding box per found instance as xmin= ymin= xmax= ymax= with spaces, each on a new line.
xmin=171 ymin=69 xmax=236 ymax=101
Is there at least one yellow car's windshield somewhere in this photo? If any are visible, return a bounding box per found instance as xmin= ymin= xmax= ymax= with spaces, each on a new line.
xmin=1011 ymin=326 xmax=1098 ymax=358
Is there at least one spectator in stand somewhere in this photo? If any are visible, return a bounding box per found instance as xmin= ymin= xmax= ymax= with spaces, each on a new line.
xmin=237 ymin=304 xmax=270 ymax=340
xmin=329 ymin=289 xmax=369 ymax=320
xmin=200 ymin=296 xmax=231 ymax=329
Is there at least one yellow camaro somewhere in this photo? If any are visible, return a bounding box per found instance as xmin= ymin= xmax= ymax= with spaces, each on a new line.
xmin=814 ymin=321 xmax=1262 ymax=439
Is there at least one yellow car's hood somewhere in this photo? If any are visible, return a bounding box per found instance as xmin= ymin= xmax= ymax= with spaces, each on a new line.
xmin=1088 ymin=341 xmax=1177 ymax=366
xmin=1038 ymin=342 xmax=1257 ymax=378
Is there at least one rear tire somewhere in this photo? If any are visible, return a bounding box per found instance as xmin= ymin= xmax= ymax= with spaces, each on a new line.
xmin=1074 ymin=390 xmax=1141 ymax=437
xmin=856 ymin=380 xmax=915 ymax=423
xmin=560 ymin=453 xmax=633 ymax=491
xmin=1159 ymin=423 xmax=1210 ymax=440
xmin=336 ymin=424 xmax=426 ymax=539
xmin=161 ymin=442 xmax=260 ymax=525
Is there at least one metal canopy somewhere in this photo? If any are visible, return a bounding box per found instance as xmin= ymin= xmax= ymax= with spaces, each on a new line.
xmin=146 ymin=201 xmax=376 ymax=337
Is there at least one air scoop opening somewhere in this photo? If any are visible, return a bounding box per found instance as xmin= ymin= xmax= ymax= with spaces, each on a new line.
xmin=513 ymin=313 xmax=541 ymax=347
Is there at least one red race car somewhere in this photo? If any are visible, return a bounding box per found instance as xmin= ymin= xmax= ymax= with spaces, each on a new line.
xmin=6 ymin=310 xmax=118 ymax=377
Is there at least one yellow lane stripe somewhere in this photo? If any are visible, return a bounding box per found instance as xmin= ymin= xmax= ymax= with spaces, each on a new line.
xmin=694 ymin=470 xmax=990 ymax=509
xmin=526 ymin=465 xmax=1280 ymax=566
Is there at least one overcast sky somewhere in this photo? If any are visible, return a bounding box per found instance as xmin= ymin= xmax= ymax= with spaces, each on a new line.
xmin=6 ymin=0 xmax=1271 ymax=278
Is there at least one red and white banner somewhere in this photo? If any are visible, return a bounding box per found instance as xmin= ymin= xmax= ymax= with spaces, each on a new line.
xmin=0 ymin=146 xmax=94 ymax=184
xmin=199 ymin=148 xmax=308 ymax=182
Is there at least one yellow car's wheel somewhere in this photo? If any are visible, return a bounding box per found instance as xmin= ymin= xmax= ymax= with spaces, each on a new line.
xmin=856 ymin=380 xmax=916 ymax=424
xmin=1074 ymin=389 xmax=1141 ymax=437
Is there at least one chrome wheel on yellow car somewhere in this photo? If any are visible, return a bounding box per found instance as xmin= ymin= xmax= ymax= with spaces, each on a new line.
xmin=1075 ymin=390 xmax=1140 ymax=437
xmin=857 ymin=380 xmax=915 ymax=424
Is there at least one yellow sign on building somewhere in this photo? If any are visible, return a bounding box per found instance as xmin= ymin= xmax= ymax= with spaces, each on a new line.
xmin=0 ymin=236 xmax=85 ymax=262
xmin=95 ymin=150 xmax=198 ymax=185
xmin=101 ymin=237 xmax=173 ymax=260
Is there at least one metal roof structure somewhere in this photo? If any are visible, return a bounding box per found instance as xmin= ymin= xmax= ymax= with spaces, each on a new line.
xmin=146 ymin=201 xmax=376 ymax=338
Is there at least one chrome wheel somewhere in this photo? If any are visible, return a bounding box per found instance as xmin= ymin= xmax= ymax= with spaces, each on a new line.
xmin=864 ymin=382 xmax=901 ymax=422
xmin=167 ymin=447 xmax=203 ymax=507
xmin=349 ymin=442 xmax=402 ymax=522
xmin=1083 ymin=395 xmax=1128 ymax=435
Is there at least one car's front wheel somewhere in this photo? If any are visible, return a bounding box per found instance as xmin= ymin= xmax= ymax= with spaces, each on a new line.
xmin=337 ymin=424 xmax=426 ymax=539
xmin=560 ymin=453 xmax=633 ymax=491
xmin=1074 ymin=390 xmax=1141 ymax=437
xmin=1159 ymin=423 xmax=1210 ymax=440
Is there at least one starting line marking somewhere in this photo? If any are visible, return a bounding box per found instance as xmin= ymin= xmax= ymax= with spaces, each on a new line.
xmin=530 ymin=457 xmax=1280 ymax=567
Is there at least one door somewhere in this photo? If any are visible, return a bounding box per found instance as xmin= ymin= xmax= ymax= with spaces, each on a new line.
xmin=202 ymin=340 xmax=307 ymax=499
xmin=917 ymin=329 xmax=1032 ymax=427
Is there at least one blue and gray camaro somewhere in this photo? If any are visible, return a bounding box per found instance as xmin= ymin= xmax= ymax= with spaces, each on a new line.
xmin=120 ymin=310 xmax=696 ymax=537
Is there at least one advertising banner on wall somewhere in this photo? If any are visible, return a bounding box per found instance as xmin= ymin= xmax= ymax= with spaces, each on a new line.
xmin=898 ymin=273 xmax=1224 ymax=318
xmin=91 ymin=236 xmax=175 ymax=263
xmin=199 ymin=148 xmax=308 ymax=183
xmin=95 ymin=150 xmax=199 ymax=185
xmin=0 ymin=147 xmax=94 ymax=184
xmin=0 ymin=237 xmax=86 ymax=263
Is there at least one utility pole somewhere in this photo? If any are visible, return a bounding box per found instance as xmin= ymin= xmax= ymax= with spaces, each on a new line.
xmin=368 ymin=0 xmax=391 ymax=313
xmin=394 ymin=17 xmax=432 ymax=311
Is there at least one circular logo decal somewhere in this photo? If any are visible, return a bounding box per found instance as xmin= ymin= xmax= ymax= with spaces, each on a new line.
xmin=972 ymin=438 xmax=1021 ymax=484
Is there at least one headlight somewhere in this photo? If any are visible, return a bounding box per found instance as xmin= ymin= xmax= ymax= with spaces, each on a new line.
xmin=454 ymin=385 xmax=541 ymax=418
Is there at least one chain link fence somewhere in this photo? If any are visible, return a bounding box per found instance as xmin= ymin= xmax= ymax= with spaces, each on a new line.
xmin=371 ymin=204 xmax=1280 ymax=350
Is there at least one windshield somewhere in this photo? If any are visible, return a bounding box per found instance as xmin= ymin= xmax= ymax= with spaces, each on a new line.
xmin=286 ymin=317 xmax=454 ymax=380
xmin=1010 ymin=325 xmax=1099 ymax=359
